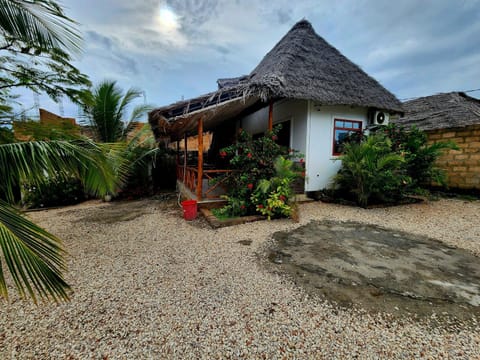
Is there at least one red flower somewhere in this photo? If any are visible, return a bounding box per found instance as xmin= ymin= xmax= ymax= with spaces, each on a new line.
xmin=247 ymin=153 xmax=252 ymax=159
xmin=299 ymin=158 xmax=304 ymax=163
xmin=272 ymin=135 xmax=278 ymax=141
xmin=219 ymin=151 xmax=227 ymax=158
xmin=247 ymin=183 xmax=254 ymax=190
xmin=301 ymin=171 xmax=306 ymax=177
xmin=240 ymin=205 xmax=246 ymax=209
xmin=258 ymin=204 xmax=264 ymax=209
xmin=279 ymin=195 xmax=286 ymax=202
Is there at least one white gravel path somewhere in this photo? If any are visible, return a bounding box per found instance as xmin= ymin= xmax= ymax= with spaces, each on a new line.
xmin=1 ymin=197 xmax=479 ymax=359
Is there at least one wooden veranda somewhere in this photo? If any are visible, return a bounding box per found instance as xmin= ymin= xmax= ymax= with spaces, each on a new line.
xmin=175 ymin=102 xmax=274 ymax=202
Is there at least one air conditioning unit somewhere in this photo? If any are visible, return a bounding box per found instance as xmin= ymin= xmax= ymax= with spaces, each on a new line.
xmin=373 ymin=111 xmax=389 ymax=126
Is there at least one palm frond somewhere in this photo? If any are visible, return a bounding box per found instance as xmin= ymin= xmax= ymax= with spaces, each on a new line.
xmin=0 ymin=0 xmax=82 ymax=53
xmin=0 ymin=200 xmax=70 ymax=302
xmin=0 ymin=140 xmax=120 ymax=203
xmin=116 ymin=87 xmax=143 ymax=122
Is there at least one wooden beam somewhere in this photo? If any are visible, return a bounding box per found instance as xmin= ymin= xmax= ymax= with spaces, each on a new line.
xmin=268 ymin=101 xmax=273 ymax=131
xmin=196 ymin=117 xmax=204 ymax=201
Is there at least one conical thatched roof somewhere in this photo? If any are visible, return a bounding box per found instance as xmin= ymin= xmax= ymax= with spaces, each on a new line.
xmin=239 ymin=20 xmax=402 ymax=110
xmin=394 ymin=92 xmax=480 ymax=131
xmin=150 ymin=20 xmax=402 ymax=139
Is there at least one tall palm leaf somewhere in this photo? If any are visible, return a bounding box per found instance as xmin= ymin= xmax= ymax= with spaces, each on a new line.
xmin=0 ymin=140 xmax=122 ymax=302
xmin=0 ymin=139 xmax=120 ymax=203
xmin=0 ymin=201 xmax=69 ymax=302
xmin=0 ymin=0 xmax=81 ymax=53
xmin=86 ymin=80 xmax=152 ymax=142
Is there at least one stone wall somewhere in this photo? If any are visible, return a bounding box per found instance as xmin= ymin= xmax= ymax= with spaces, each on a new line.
xmin=427 ymin=124 xmax=480 ymax=190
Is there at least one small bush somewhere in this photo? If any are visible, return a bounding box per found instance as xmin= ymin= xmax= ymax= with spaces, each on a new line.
xmin=383 ymin=124 xmax=457 ymax=189
xmin=23 ymin=176 xmax=86 ymax=208
xmin=333 ymin=124 xmax=457 ymax=207
xmin=334 ymin=133 xmax=408 ymax=207
xmin=251 ymin=157 xmax=299 ymax=220
xmin=213 ymin=126 xmax=302 ymax=218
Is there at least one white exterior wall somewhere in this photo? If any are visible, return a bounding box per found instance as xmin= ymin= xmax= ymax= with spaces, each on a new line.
xmin=239 ymin=99 xmax=369 ymax=193
xmin=306 ymin=102 xmax=368 ymax=191
xmin=240 ymin=99 xmax=308 ymax=156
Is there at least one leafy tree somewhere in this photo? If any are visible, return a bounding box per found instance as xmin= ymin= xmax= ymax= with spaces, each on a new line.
xmin=0 ymin=140 xmax=121 ymax=302
xmin=0 ymin=0 xmax=91 ymax=113
xmin=82 ymin=80 xmax=159 ymax=197
xmin=84 ymin=80 xmax=152 ymax=143
xmin=0 ymin=0 xmax=82 ymax=51
xmin=0 ymin=0 xmax=115 ymax=302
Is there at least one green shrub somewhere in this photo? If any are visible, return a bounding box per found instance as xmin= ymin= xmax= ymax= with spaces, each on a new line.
xmin=23 ymin=176 xmax=86 ymax=208
xmin=333 ymin=124 xmax=457 ymax=207
xmin=0 ymin=126 xmax=15 ymax=144
xmin=334 ymin=133 xmax=408 ymax=207
xmin=383 ymin=124 xmax=457 ymax=189
xmin=214 ymin=126 xmax=301 ymax=218
xmin=250 ymin=157 xmax=298 ymax=219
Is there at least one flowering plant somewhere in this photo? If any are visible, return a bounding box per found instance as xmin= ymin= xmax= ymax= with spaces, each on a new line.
xmin=212 ymin=125 xmax=302 ymax=219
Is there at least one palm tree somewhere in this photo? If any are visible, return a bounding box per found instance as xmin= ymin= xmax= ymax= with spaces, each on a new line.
xmin=83 ymin=81 xmax=159 ymax=196
xmin=0 ymin=140 xmax=120 ymax=302
xmin=85 ymin=80 xmax=153 ymax=143
xmin=0 ymin=0 xmax=81 ymax=53
xmin=0 ymin=0 xmax=115 ymax=303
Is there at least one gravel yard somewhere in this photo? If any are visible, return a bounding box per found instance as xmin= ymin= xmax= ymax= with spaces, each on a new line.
xmin=1 ymin=197 xmax=479 ymax=359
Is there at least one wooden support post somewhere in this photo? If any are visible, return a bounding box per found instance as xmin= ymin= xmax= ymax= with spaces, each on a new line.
xmin=183 ymin=133 xmax=187 ymax=183
xmin=268 ymin=101 xmax=273 ymax=131
xmin=176 ymin=140 xmax=180 ymax=165
xmin=196 ymin=117 xmax=204 ymax=201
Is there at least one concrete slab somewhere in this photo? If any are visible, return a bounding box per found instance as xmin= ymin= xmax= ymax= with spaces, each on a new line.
xmin=268 ymin=220 xmax=480 ymax=323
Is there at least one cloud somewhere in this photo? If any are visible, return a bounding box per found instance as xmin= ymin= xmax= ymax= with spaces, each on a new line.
xmin=42 ymin=0 xmax=479 ymax=119
xmin=83 ymin=31 xmax=139 ymax=78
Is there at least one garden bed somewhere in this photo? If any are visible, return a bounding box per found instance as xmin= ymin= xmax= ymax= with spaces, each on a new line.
xmin=200 ymin=207 xmax=265 ymax=228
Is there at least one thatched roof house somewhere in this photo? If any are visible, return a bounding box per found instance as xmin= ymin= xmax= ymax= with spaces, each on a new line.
xmin=395 ymin=92 xmax=480 ymax=131
xmin=151 ymin=20 xmax=404 ymax=199
xmin=149 ymin=20 xmax=402 ymax=141
xmin=394 ymin=92 xmax=480 ymax=191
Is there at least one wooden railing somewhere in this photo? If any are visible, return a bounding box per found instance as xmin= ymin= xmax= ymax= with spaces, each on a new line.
xmin=176 ymin=165 xmax=234 ymax=200
xmin=176 ymin=165 xmax=197 ymax=194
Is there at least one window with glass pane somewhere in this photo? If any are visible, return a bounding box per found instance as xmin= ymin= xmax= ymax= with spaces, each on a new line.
xmin=332 ymin=119 xmax=362 ymax=155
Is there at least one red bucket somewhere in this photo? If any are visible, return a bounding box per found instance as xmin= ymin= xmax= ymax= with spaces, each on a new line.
xmin=181 ymin=200 xmax=197 ymax=220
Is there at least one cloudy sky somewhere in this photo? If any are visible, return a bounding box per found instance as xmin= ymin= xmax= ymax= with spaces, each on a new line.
xmin=18 ymin=0 xmax=480 ymax=119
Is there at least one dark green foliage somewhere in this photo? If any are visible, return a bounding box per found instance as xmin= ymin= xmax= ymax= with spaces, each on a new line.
xmin=0 ymin=0 xmax=90 ymax=113
xmin=22 ymin=176 xmax=85 ymax=208
xmin=151 ymin=149 xmax=177 ymax=191
xmin=334 ymin=133 xmax=408 ymax=207
xmin=0 ymin=126 xmax=14 ymax=144
xmin=383 ymin=124 xmax=458 ymax=188
xmin=83 ymin=80 xmax=152 ymax=143
xmin=214 ymin=126 xmax=301 ymax=218
xmin=12 ymin=120 xmax=80 ymax=141
xmin=0 ymin=0 xmax=102 ymax=303
xmin=250 ymin=156 xmax=299 ymax=219
xmin=333 ymin=124 xmax=456 ymax=207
